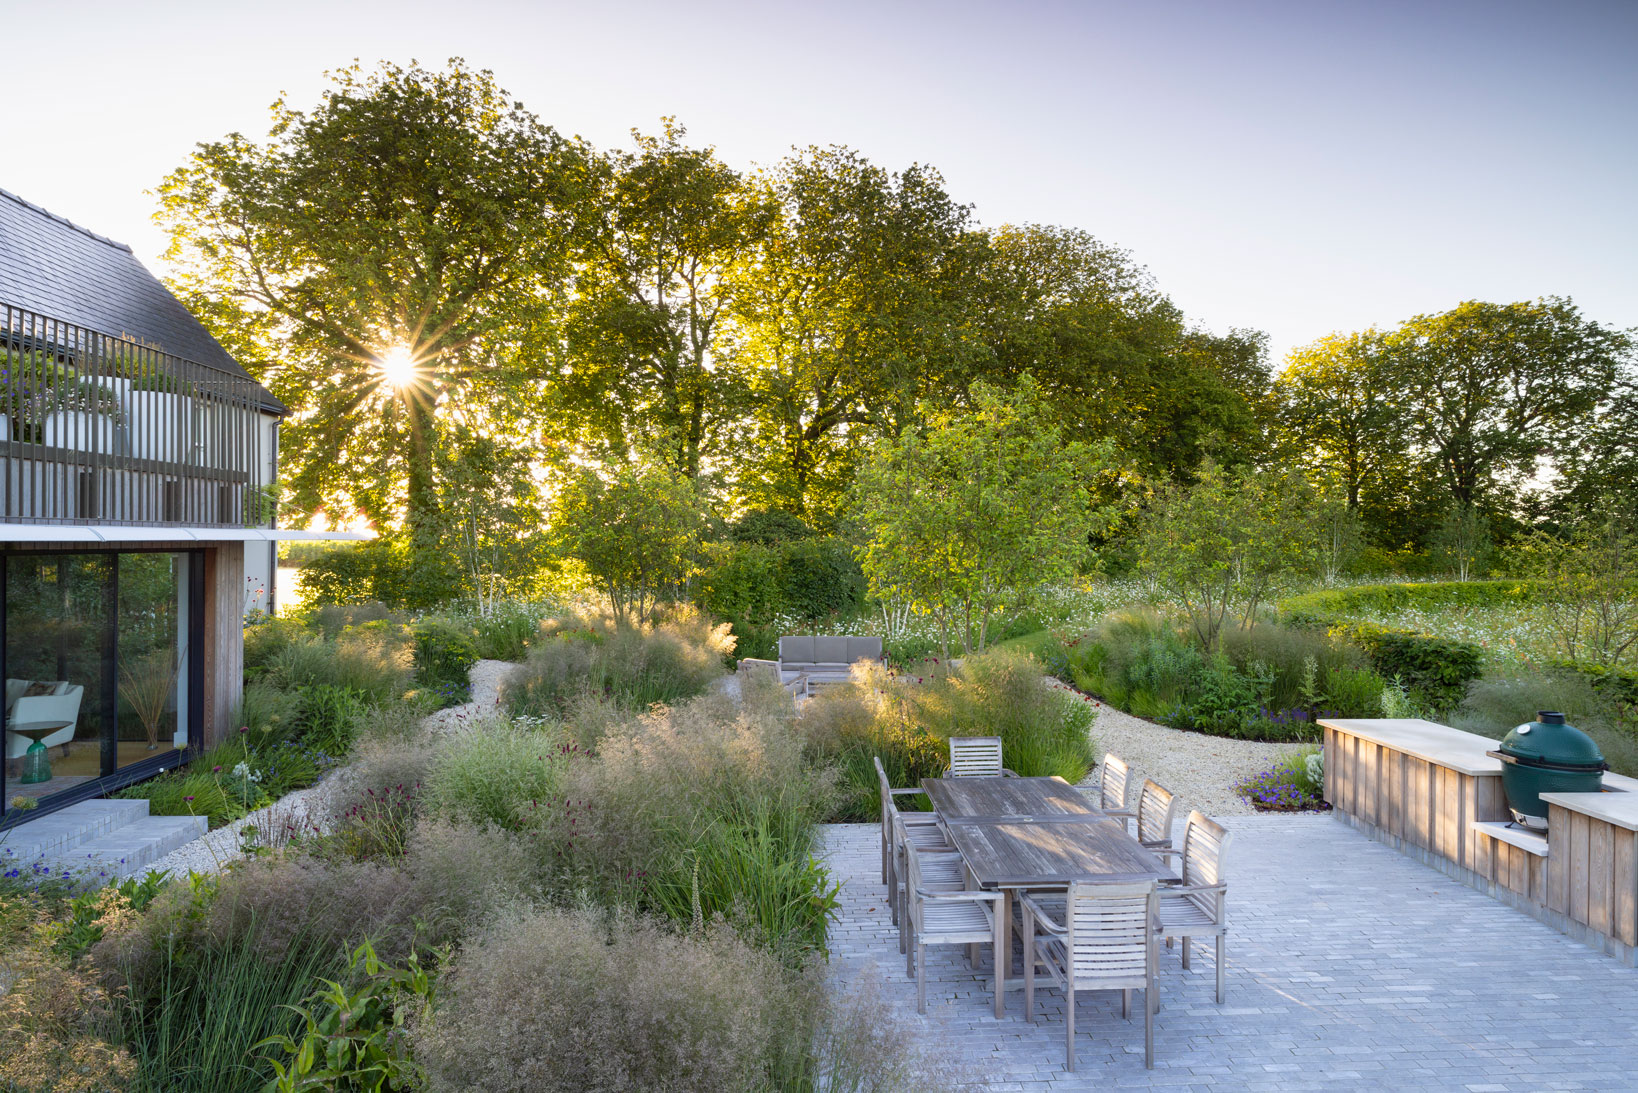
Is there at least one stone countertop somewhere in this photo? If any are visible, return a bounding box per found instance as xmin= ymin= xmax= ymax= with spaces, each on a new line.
xmin=1318 ymin=718 xmax=1504 ymax=778
xmin=1542 ymin=771 xmax=1638 ymax=833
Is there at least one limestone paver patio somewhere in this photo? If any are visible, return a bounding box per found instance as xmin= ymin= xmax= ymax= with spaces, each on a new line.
xmin=821 ymin=814 xmax=1638 ymax=1091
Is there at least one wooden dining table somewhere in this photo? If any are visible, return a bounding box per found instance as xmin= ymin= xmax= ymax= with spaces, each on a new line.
xmin=920 ymin=775 xmax=1171 ymax=1016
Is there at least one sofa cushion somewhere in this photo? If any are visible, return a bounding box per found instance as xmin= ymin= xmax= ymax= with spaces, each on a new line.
xmin=812 ymin=636 xmax=850 ymax=664
xmin=846 ymin=637 xmax=883 ymax=664
xmin=779 ymin=636 xmax=815 ymax=664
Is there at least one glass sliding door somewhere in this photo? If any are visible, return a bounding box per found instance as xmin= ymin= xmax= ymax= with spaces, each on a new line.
xmin=2 ymin=549 xmax=199 ymax=816
xmin=3 ymin=554 xmax=111 ymax=802
xmin=117 ymin=553 xmax=189 ymax=756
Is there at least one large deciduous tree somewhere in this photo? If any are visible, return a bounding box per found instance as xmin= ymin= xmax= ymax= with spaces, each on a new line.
xmin=157 ymin=59 xmax=587 ymax=554
xmin=1383 ymin=298 xmax=1631 ymax=508
xmin=557 ymin=121 xmax=770 ymax=479
xmin=730 ymin=148 xmax=983 ymax=522
xmin=555 ymin=464 xmax=705 ymax=626
xmin=1274 ymin=330 xmax=1405 ymax=512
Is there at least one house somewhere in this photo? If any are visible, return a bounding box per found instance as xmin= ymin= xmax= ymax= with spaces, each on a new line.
xmin=0 ymin=188 xmax=359 ymax=829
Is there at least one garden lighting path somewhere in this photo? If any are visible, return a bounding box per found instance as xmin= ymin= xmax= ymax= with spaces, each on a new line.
xmin=822 ymin=813 xmax=1638 ymax=1089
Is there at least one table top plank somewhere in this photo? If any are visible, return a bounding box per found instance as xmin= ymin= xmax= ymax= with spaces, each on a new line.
xmin=921 ymin=774 xmax=1170 ymax=887
xmin=944 ymin=818 xmax=1169 ymax=887
xmin=920 ymin=775 xmax=1098 ymax=819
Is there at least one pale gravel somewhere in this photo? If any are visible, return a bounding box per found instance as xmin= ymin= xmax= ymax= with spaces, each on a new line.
xmin=141 ymin=659 xmax=518 ymax=878
xmin=1050 ymin=678 xmax=1301 ymax=817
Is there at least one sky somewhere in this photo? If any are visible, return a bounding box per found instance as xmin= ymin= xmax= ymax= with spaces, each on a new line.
xmin=4 ymin=0 xmax=1634 ymax=366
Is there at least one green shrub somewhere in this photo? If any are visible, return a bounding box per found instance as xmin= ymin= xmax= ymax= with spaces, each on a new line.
xmin=1282 ymin=582 xmax=1500 ymax=711
xmin=469 ymin=602 xmax=548 ymax=661
xmin=696 ymin=536 xmax=865 ymax=627
xmin=502 ymin=611 xmax=730 ymax=716
xmin=422 ymin=723 xmax=573 ymax=831
xmin=1218 ymin=622 xmax=1368 ymax=713
xmin=242 ymin=618 xmax=310 ymax=677
xmin=1070 ymin=610 xmax=1202 ymax=717
xmin=296 ymin=537 xmax=460 ymax=610
xmin=296 ymin=684 xmax=369 ymax=758
xmin=233 ymin=679 xmax=306 ymax=748
xmin=1173 ymin=653 xmax=1277 ymax=738
xmin=411 ymin=617 xmax=479 ymax=705
xmin=267 ymin=632 xmax=410 ymax=705
xmin=805 ymin=650 xmax=1095 ymax=822
xmin=1322 ymin=665 xmax=1388 ymax=717
xmin=555 ymin=684 xmax=840 ymax=957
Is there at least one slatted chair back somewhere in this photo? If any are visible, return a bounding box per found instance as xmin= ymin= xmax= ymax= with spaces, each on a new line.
xmin=948 ymin=736 xmax=1005 ymax=777
xmin=1137 ymin=779 xmax=1178 ymax=848
xmin=1064 ymin=881 xmax=1158 ymax=990
xmin=1180 ymin=810 xmax=1232 ymax=891
xmin=1099 ymin=754 xmax=1132 ymax=812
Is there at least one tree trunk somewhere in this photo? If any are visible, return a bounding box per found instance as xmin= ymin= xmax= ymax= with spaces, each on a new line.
xmin=405 ymin=392 xmax=440 ymax=558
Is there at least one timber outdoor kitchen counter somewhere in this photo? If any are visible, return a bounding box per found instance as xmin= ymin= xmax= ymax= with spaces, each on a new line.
xmin=1320 ymin=717 xmax=1638 ymax=967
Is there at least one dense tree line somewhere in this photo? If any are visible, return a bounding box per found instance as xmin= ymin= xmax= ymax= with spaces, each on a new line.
xmin=158 ymin=60 xmax=1635 ymax=603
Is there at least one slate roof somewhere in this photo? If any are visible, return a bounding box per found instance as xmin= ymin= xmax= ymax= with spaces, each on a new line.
xmin=0 ymin=188 xmax=285 ymax=414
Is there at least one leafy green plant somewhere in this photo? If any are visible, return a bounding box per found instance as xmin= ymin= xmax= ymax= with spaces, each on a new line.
xmin=297 ymin=684 xmax=369 ymax=757
xmin=411 ymin=617 xmax=478 ymax=705
xmin=258 ymin=941 xmax=433 ymax=1093
xmin=52 ymin=870 xmax=171 ymax=961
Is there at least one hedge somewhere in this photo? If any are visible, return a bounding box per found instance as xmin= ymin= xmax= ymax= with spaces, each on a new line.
xmin=1279 ymin=582 xmax=1499 ymax=712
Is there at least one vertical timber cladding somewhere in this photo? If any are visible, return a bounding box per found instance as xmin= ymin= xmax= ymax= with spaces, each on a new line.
xmin=200 ymin=544 xmax=245 ymax=750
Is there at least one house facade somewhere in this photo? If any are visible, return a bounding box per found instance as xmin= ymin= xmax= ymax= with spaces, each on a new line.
xmin=0 ymin=189 xmax=350 ymax=824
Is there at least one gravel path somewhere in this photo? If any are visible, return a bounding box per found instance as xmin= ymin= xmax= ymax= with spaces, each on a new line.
xmin=142 ymin=659 xmax=518 ymax=877
xmin=1054 ymin=679 xmax=1303 ymax=817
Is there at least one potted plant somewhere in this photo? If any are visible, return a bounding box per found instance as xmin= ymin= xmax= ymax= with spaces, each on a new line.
xmin=41 ymin=378 xmax=123 ymax=452
xmin=1 ymin=348 xmax=74 ymax=443
xmin=118 ymin=645 xmax=184 ymax=751
xmin=127 ymin=366 xmax=194 ymax=462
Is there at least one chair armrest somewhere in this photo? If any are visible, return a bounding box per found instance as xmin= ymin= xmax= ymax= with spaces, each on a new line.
xmin=1104 ymin=807 xmax=1136 ymax=820
xmin=888 ymin=787 xmax=925 ymax=796
xmin=1160 ymin=882 xmax=1227 ymax=897
xmin=1000 ymin=767 xmax=1019 ymax=778
xmin=917 ymin=888 xmax=1001 ymax=903
xmin=1018 ymin=891 xmax=1067 ymax=935
xmin=1151 ymin=846 xmax=1181 ymax=859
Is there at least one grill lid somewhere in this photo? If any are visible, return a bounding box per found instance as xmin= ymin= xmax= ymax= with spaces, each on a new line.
xmin=1496 ymin=710 xmax=1606 ymax=771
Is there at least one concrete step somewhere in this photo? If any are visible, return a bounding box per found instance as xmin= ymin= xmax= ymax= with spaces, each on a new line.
xmin=38 ymin=814 xmax=208 ymax=884
xmin=0 ymin=798 xmax=151 ymax=865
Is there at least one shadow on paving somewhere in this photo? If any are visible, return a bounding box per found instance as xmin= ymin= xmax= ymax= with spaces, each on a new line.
xmin=821 ymin=814 xmax=1638 ymax=1091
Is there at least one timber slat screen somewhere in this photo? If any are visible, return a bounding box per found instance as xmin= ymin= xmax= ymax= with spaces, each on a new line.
xmin=1 ymin=302 xmax=269 ymax=527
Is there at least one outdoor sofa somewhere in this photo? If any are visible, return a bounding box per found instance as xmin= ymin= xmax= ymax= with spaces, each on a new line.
xmin=777 ymin=635 xmax=883 ymax=693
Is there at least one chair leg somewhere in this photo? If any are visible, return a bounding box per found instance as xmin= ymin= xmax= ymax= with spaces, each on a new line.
xmin=1182 ymin=937 xmax=1191 ymax=970
xmin=1064 ymin=987 xmax=1075 ymax=1072
xmin=1144 ymin=984 xmax=1154 ymax=1069
xmin=1121 ymin=988 xmax=1130 ymax=1019
xmin=905 ymin=922 xmax=915 ymax=977
xmin=992 ymin=904 xmax=1006 ymax=1020
xmin=1023 ymin=943 xmax=1035 ymax=1023
xmin=1216 ymin=935 xmax=1225 ymax=1004
xmin=916 ymin=943 xmax=927 ymax=1014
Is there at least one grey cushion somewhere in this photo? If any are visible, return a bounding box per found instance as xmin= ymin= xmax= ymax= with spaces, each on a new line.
xmin=811 ymin=663 xmax=851 ymax=672
xmin=846 ymin=637 xmax=883 ymax=664
xmin=812 ymin=636 xmax=850 ymax=664
xmin=779 ymin=636 xmax=815 ymax=664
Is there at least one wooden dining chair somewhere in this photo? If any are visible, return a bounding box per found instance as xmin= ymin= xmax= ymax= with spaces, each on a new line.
xmin=1154 ymin=810 xmax=1233 ymax=1003
xmin=1020 ymin=881 xmax=1161 ymax=1071
xmin=1136 ymin=779 xmax=1179 ymax=851
xmin=876 ymin=759 xmax=949 ymax=933
xmin=1099 ymin=754 xmax=1137 ymax=832
xmin=875 ymin=756 xmax=939 ymax=886
xmin=902 ymin=837 xmax=1005 ymax=1015
xmin=892 ymin=813 xmax=964 ymax=955
xmin=947 ymin=736 xmax=1017 ymax=778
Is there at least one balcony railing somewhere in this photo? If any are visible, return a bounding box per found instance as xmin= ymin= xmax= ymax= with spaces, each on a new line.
xmin=1 ymin=302 xmax=275 ymax=527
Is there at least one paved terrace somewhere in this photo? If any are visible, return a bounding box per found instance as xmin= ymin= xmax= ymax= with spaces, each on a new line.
xmin=821 ymin=814 xmax=1638 ymax=1091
